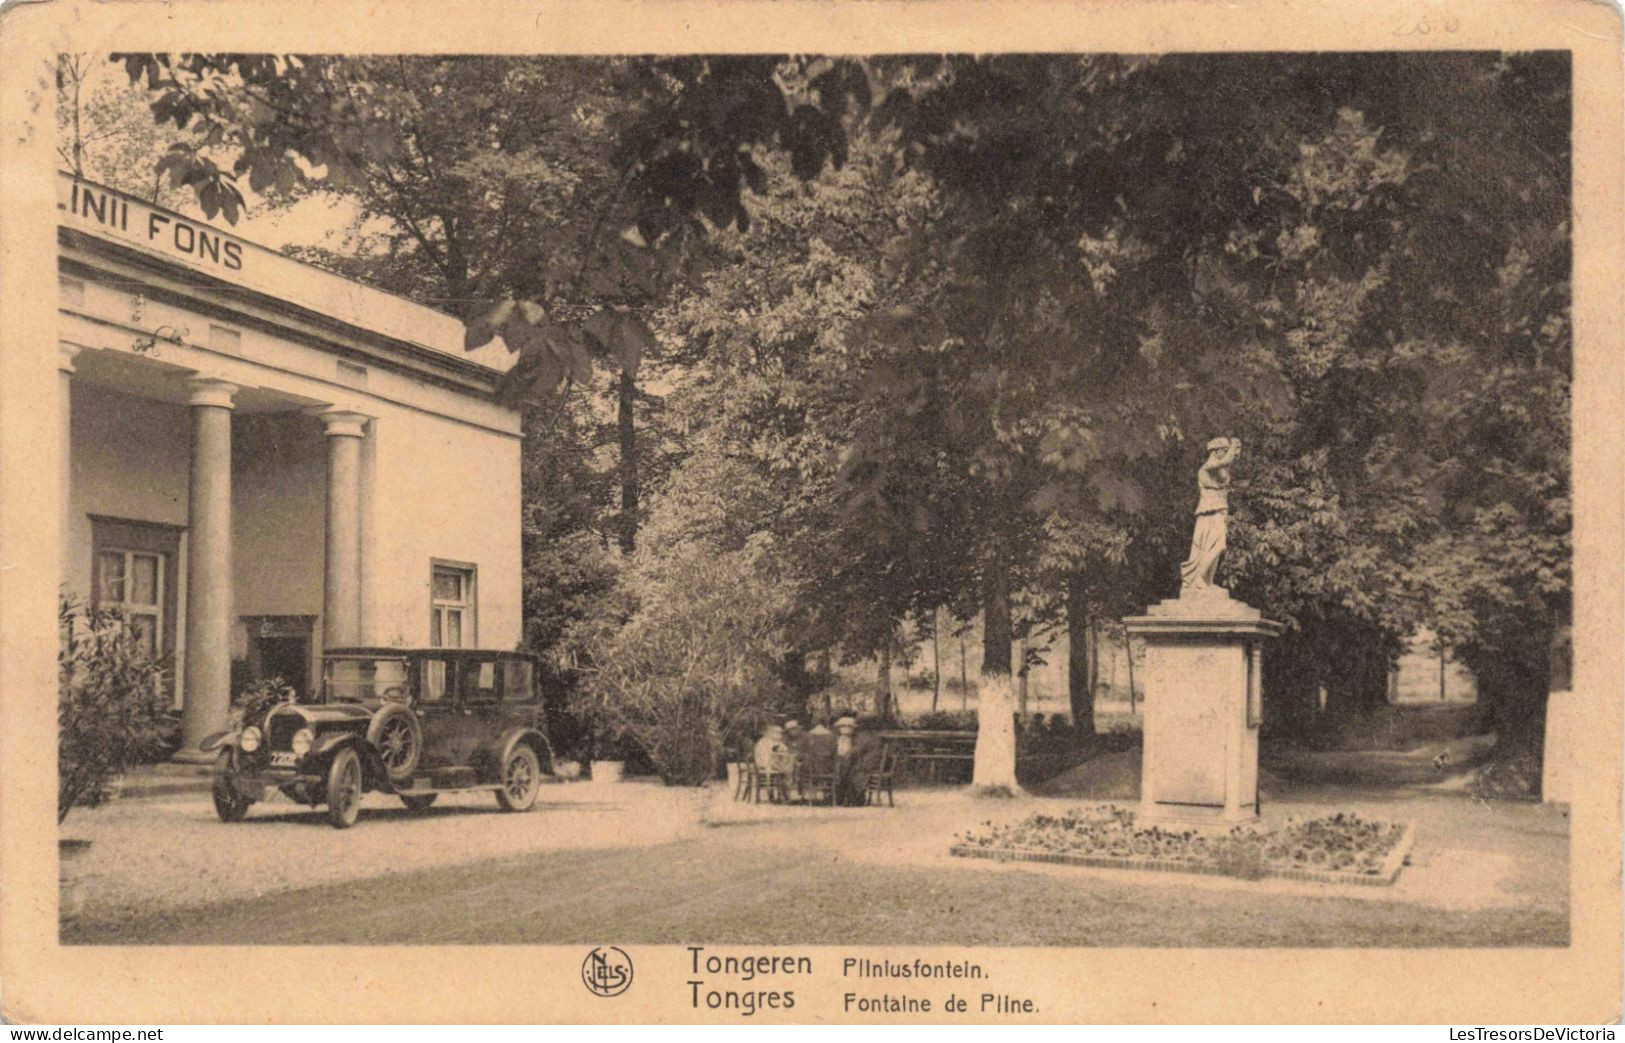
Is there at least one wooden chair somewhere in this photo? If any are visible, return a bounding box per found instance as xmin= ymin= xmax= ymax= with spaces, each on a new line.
xmin=751 ymin=762 xmax=789 ymax=804
xmin=864 ymin=747 xmax=896 ymax=807
xmin=796 ymin=756 xmax=839 ymax=806
xmin=732 ymin=760 xmax=754 ymax=801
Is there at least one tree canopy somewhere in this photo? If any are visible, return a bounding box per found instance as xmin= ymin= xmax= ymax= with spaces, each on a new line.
xmin=111 ymin=51 xmax=1571 ymax=784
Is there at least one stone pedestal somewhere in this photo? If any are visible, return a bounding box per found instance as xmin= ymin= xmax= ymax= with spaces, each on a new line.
xmin=1125 ymin=590 xmax=1281 ymax=827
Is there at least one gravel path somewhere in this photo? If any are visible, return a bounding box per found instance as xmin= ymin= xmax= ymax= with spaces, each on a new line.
xmin=61 ymin=777 xmax=1567 ymax=940
xmin=61 ymin=781 xmax=708 ymax=927
xmin=66 ymin=809 xmax=1567 ymax=947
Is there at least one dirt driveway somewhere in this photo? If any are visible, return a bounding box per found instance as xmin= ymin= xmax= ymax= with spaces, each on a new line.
xmin=62 ymin=778 xmax=1567 ymax=946
xmin=61 ymin=781 xmax=710 ymax=927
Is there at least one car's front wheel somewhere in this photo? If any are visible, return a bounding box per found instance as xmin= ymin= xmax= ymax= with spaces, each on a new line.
xmin=212 ymin=750 xmax=251 ymax=823
xmin=495 ymin=744 xmax=541 ymax=812
xmin=325 ymin=747 xmax=364 ymax=829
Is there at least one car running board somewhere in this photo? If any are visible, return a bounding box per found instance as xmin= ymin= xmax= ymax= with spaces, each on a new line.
xmin=394 ymin=784 xmax=502 ymax=796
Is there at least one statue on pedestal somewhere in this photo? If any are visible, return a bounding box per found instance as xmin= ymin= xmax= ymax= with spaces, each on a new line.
xmin=1179 ymin=436 xmax=1241 ymax=596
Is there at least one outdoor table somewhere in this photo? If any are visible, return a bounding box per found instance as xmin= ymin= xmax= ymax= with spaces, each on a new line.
xmin=876 ymin=729 xmax=977 ymax=784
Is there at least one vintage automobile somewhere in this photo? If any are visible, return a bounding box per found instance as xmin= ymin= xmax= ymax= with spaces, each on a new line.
xmin=203 ymin=647 xmax=553 ymax=828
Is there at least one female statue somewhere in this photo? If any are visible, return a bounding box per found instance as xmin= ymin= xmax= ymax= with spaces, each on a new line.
xmin=1179 ymin=437 xmax=1241 ymax=595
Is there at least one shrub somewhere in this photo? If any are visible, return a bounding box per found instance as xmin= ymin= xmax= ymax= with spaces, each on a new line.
xmin=58 ymin=595 xmax=171 ymax=823
xmin=233 ymin=676 xmax=293 ymax=725
xmin=1214 ymin=837 xmax=1269 ymax=880
xmin=911 ymin=710 xmax=978 ymax=731
xmin=569 ymin=535 xmax=792 ymax=786
xmin=1471 ymin=748 xmax=1543 ymax=801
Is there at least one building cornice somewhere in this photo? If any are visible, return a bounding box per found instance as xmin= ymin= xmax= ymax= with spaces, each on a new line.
xmin=59 ymin=231 xmax=509 ymax=400
xmin=58 ymin=308 xmax=521 ymax=441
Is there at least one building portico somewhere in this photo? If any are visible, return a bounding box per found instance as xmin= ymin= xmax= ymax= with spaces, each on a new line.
xmin=58 ymin=173 xmax=523 ymax=755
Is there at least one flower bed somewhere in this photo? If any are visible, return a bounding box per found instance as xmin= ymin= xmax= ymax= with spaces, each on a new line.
xmin=951 ymin=805 xmax=1414 ymax=885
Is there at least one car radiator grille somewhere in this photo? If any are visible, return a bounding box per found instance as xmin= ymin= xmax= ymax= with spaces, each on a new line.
xmin=266 ymin=712 xmax=304 ymax=751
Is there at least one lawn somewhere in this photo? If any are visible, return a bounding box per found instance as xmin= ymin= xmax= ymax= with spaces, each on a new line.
xmin=66 ymin=830 xmax=1567 ymax=948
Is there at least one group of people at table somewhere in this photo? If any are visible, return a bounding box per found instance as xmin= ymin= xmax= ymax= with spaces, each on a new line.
xmin=741 ymin=716 xmax=890 ymax=806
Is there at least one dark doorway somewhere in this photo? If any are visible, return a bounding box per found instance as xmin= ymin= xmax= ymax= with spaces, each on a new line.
xmin=244 ymin=616 xmax=316 ymax=698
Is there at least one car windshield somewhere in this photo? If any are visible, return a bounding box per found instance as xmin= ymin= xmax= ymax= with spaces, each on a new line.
xmin=323 ymin=657 xmax=409 ymax=703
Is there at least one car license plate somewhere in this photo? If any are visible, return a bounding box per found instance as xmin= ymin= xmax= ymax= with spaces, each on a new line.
xmin=269 ymin=751 xmax=298 ymax=767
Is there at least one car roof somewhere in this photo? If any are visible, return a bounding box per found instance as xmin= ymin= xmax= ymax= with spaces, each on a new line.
xmin=323 ymin=647 xmax=538 ymax=661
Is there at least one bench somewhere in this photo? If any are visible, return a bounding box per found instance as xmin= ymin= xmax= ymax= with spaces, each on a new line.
xmin=877 ymin=730 xmax=977 ymax=785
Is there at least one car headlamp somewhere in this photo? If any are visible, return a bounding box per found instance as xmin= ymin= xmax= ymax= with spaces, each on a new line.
xmin=240 ymin=725 xmax=262 ymax=753
xmin=291 ymin=728 xmax=313 ymax=756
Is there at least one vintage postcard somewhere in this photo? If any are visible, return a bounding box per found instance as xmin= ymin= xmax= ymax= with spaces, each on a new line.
xmin=0 ymin=0 xmax=1620 ymax=1025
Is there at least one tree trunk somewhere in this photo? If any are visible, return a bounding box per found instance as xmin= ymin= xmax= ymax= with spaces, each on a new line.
xmin=959 ymin=630 xmax=969 ymax=711
xmin=817 ymin=649 xmax=834 ymax=720
xmin=972 ymin=550 xmax=1020 ymax=790
xmin=982 ymin=558 xmax=1013 ymax=679
xmin=1088 ymin=618 xmax=1101 ymax=701
xmin=71 ymin=70 xmax=84 ymax=175
xmin=931 ymin=609 xmax=942 ymax=713
xmin=874 ymin=643 xmax=892 ymax=722
xmin=1464 ymin=620 xmax=1553 ymax=761
xmin=1017 ymin=633 xmax=1030 ymax=720
xmin=1261 ymin=631 xmax=1318 ymax=742
xmin=780 ymin=649 xmax=811 ymax=718
xmin=617 ymin=367 xmax=639 ymax=554
xmin=1066 ymin=573 xmax=1094 ymax=739
xmin=1323 ymin=639 xmax=1391 ymax=722
xmin=1490 ymin=680 xmax=1550 ymax=758
xmin=1124 ymin=628 xmax=1137 ymax=715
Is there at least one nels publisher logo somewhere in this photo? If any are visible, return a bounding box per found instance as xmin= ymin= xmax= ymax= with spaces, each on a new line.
xmin=582 ymin=946 xmax=634 ymax=997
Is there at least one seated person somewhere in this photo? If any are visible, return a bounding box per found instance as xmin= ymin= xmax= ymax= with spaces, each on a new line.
xmin=753 ymin=724 xmax=792 ymax=774
xmin=800 ymin=719 xmax=838 ymax=772
xmin=836 ymin=727 xmax=886 ymax=806
xmin=832 ymin=711 xmax=859 ymax=761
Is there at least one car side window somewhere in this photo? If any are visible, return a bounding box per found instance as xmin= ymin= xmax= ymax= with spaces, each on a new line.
xmin=501 ymin=659 xmax=534 ymax=702
xmin=420 ymin=659 xmax=451 ymax=704
xmin=461 ymin=659 xmax=499 ymax=703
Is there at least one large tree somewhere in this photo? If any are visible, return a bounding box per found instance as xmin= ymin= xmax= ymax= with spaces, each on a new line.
xmin=126 ymin=51 xmax=1571 ymax=786
xmin=116 ymin=53 xmax=867 ymax=558
xmin=871 ymin=53 xmax=1569 ymax=768
xmin=658 ymin=130 xmax=955 ymax=699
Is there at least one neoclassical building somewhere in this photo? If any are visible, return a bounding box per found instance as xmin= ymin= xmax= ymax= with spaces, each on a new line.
xmin=57 ymin=173 xmax=523 ymax=754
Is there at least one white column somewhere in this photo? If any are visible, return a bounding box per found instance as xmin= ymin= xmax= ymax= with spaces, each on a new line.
xmin=58 ymin=345 xmax=80 ymax=579
xmin=178 ymin=377 xmax=238 ymax=756
xmin=320 ymin=410 xmax=369 ymax=649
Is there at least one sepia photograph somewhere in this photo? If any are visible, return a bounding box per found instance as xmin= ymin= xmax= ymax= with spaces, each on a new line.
xmin=47 ymin=44 xmax=1577 ymax=945
xmin=1 ymin=0 xmax=1620 ymax=1026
